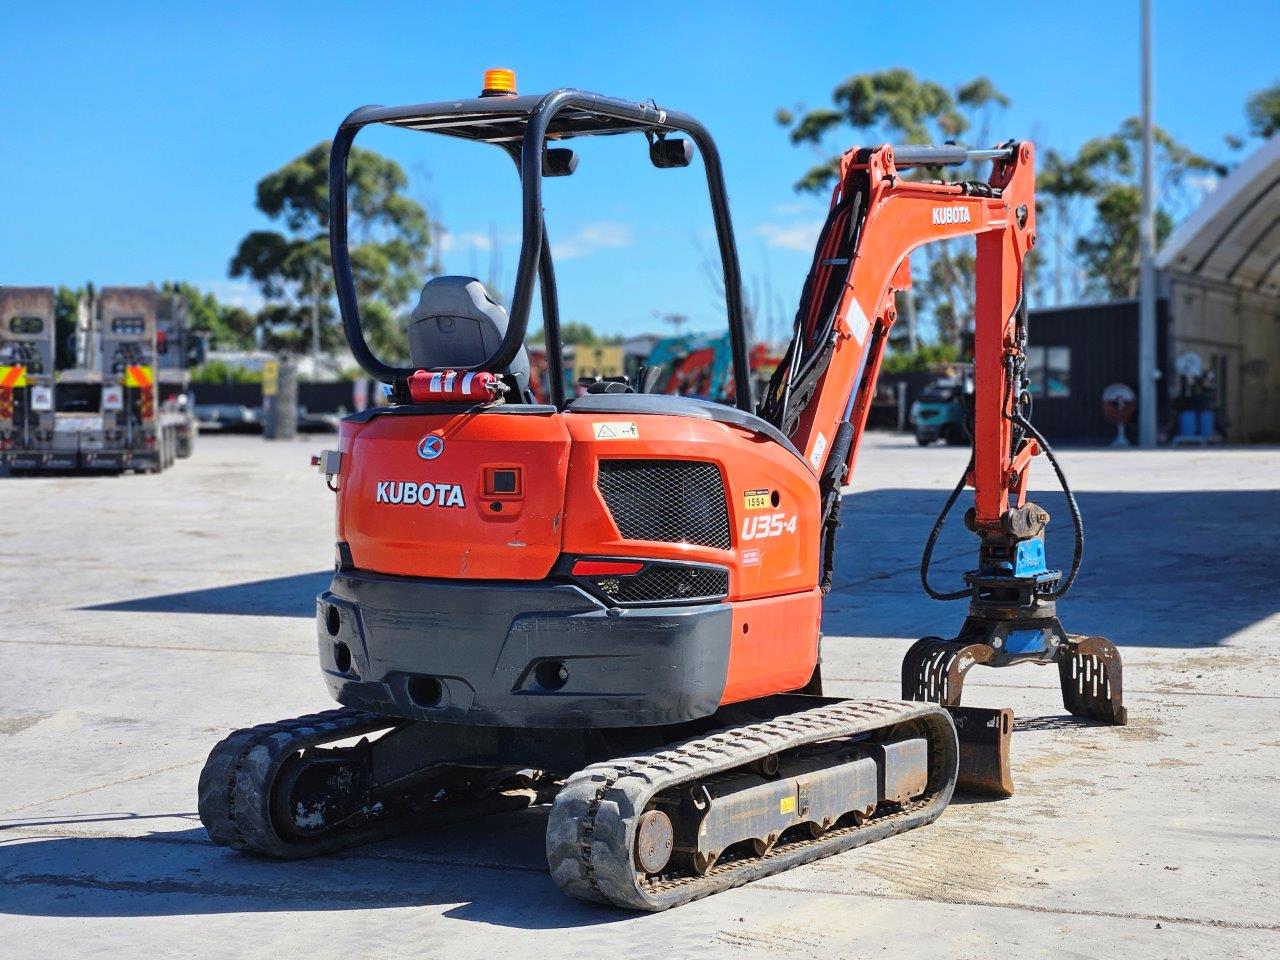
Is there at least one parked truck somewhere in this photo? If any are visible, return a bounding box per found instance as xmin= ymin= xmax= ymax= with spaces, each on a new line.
xmin=1 ymin=285 xmax=202 ymax=473
xmin=911 ymin=364 xmax=974 ymax=446
xmin=0 ymin=287 xmax=61 ymax=469
xmin=81 ymin=287 xmax=200 ymax=471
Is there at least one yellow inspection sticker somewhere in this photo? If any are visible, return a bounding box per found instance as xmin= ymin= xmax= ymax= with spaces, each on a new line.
xmin=779 ymin=795 xmax=797 ymax=815
xmin=743 ymin=488 xmax=770 ymax=510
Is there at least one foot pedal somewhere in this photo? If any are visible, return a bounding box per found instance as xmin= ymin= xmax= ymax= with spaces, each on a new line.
xmin=946 ymin=705 xmax=1014 ymax=798
xmin=1059 ymin=635 xmax=1128 ymax=725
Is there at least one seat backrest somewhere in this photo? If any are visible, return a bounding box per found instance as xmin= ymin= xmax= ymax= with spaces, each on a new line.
xmin=407 ymin=276 xmax=529 ymax=394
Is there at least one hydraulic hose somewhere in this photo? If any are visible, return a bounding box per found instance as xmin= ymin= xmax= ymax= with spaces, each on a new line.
xmin=1011 ymin=413 xmax=1084 ymax=599
xmin=918 ymin=422 xmax=1085 ymax=602
xmin=918 ymin=271 xmax=1085 ymax=603
xmin=919 ymin=456 xmax=974 ymax=601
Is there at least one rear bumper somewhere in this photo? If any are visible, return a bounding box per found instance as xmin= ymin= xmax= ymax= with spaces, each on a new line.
xmin=0 ymin=450 xmax=76 ymax=469
xmin=1 ymin=451 xmax=43 ymax=469
xmin=82 ymin=451 xmax=125 ymax=470
xmin=82 ymin=450 xmax=157 ymax=470
xmin=44 ymin=451 xmax=79 ymax=469
xmin=318 ymin=570 xmax=732 ymax=728
xmin=0 ymin=449 xmax=155 ymax=470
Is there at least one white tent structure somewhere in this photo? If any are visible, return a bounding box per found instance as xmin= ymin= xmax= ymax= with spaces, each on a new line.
xmin=1157 ymin=137 xmax=1280 ymax=441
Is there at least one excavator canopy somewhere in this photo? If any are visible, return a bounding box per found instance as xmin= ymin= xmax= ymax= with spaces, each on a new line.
xmin=329 ymin=84 xmax=753 ymax=410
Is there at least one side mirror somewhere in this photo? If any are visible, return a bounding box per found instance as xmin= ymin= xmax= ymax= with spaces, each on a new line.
xmin=650 ymin=137 xmax=693 ymax=169
xmin=187 ymin=333 xmax=207 ymax=368
xmin=542 ymin=148 xmax=578 ymax=177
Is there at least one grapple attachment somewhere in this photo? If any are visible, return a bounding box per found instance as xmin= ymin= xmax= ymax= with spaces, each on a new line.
xmin=902 ymin=618 xmax=1127 ymax=796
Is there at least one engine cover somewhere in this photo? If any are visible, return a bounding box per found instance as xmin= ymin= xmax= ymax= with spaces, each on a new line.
xmin=337 ymin=408 xmax=570 ymax=579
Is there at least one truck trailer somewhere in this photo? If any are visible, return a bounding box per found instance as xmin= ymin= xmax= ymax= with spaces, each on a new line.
xmin=79 ymin=287 xmax=199 ymax=472
xmin=1 ymin=285 xmax=201 ymax=473
xmin=0 ymin=287 xmax=60 ymax=469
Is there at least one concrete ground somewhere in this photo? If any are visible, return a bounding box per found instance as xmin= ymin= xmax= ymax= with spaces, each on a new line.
xmin=1 ymin=432 xmax=1277 ymax=959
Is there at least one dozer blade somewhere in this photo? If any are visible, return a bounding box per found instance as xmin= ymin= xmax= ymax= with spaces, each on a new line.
xmin=547 ymin=698 xmax=959 ymax=911
xmin=947 ymin=705 xmax=1014 ymax=798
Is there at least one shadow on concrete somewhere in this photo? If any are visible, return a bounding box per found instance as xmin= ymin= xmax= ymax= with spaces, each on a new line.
xmin=75 ymin=489 xmax=1279 ymax=647
xmin=822 ymin=488 xmax=1280 ymax=648
xmin=81 ymin=571 xmax=333 ymax=618
xmin=1013 ymin=714 xmax=1111 ymax=732
xmin=0 ymin=808 xmax=628 ymax=927
xmin=0 ymin=812 xmax=200 ymax=831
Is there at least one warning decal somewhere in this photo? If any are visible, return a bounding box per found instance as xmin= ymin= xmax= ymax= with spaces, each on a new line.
xmin=123 ymin=365 xmax=153 ymax=388
xmin=847 ymin=298 xmax=870 ymax=346
xmin=810 ymin=431 xmax=827 ymax=470
xmin=592 ymin=421 xmax=639 ymax=440
xmin=0 ymin=365 xmax=28 ymax=389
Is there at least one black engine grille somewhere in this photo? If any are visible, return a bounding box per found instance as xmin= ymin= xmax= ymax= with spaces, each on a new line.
xmin=596 ymin=459 xmax=731 ymax=550
xmin=589 ymin=564 xmax=730 ymax=605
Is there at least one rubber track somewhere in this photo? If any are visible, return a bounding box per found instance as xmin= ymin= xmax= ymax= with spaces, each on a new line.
xmin=198 ymin=707 xmax=528 ymax=859
xmin=198 ymin=708 xmax=400 ymax=858
xmin=545 ymin=699 xmax=958 ymax=911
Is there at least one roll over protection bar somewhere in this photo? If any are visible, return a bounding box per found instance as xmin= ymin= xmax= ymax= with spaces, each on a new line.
xmin=328 ymin=89 xmax=754 ymax=413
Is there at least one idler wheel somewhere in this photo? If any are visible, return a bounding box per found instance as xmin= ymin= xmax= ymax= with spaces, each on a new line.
xmin=272 ymin=749 xmax=370 ymax=839
xmin=633 ymin=809 xmax=674 ymax=875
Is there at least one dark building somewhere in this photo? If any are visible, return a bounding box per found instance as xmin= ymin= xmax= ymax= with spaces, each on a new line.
xmin=1025 ymin=300 xmax=1171 ymax=445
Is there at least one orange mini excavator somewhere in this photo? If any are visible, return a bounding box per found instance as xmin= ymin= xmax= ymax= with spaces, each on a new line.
xmin=199 ymin=73 xmax=1125 ymax=910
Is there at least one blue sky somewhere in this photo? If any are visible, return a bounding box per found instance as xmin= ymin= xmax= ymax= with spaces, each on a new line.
xmin=3 ymin=1 xmax=1277 ymax=342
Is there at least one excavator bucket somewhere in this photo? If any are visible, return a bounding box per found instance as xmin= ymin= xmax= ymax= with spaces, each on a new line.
xmin=946 ymin=706 xmax=1014 ymax=797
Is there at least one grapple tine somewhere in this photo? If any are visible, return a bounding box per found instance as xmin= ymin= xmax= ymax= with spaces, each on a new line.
xmin=901 ymin=638 xmax=995 ymax=707
xmin=1059 ymin=635 xmax=1128 ymax=725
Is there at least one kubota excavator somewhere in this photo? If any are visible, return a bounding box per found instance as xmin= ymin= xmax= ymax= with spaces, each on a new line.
xmin=198 ymin=71 xmax=1126 ymax=910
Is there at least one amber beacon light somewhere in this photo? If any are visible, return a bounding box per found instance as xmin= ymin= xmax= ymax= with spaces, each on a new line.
xmin=480 ymin=68 xmax=517 ymax=97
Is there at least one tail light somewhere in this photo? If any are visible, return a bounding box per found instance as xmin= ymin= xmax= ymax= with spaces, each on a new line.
xmin=565 ymin=556 xmax=729 ymax=607
xmin=570 ymin=559 xmax=643 ymax=577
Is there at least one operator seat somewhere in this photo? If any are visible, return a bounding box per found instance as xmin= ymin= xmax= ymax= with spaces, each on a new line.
xmin=407 ymin=276 xmax=530 ymax=397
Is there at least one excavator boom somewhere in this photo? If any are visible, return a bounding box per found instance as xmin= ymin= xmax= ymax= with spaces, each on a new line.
xmin=763 ymin=141 xmax=1036 ymax=518
xmin=762 ymin=140 xmax=1125 ymax=793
